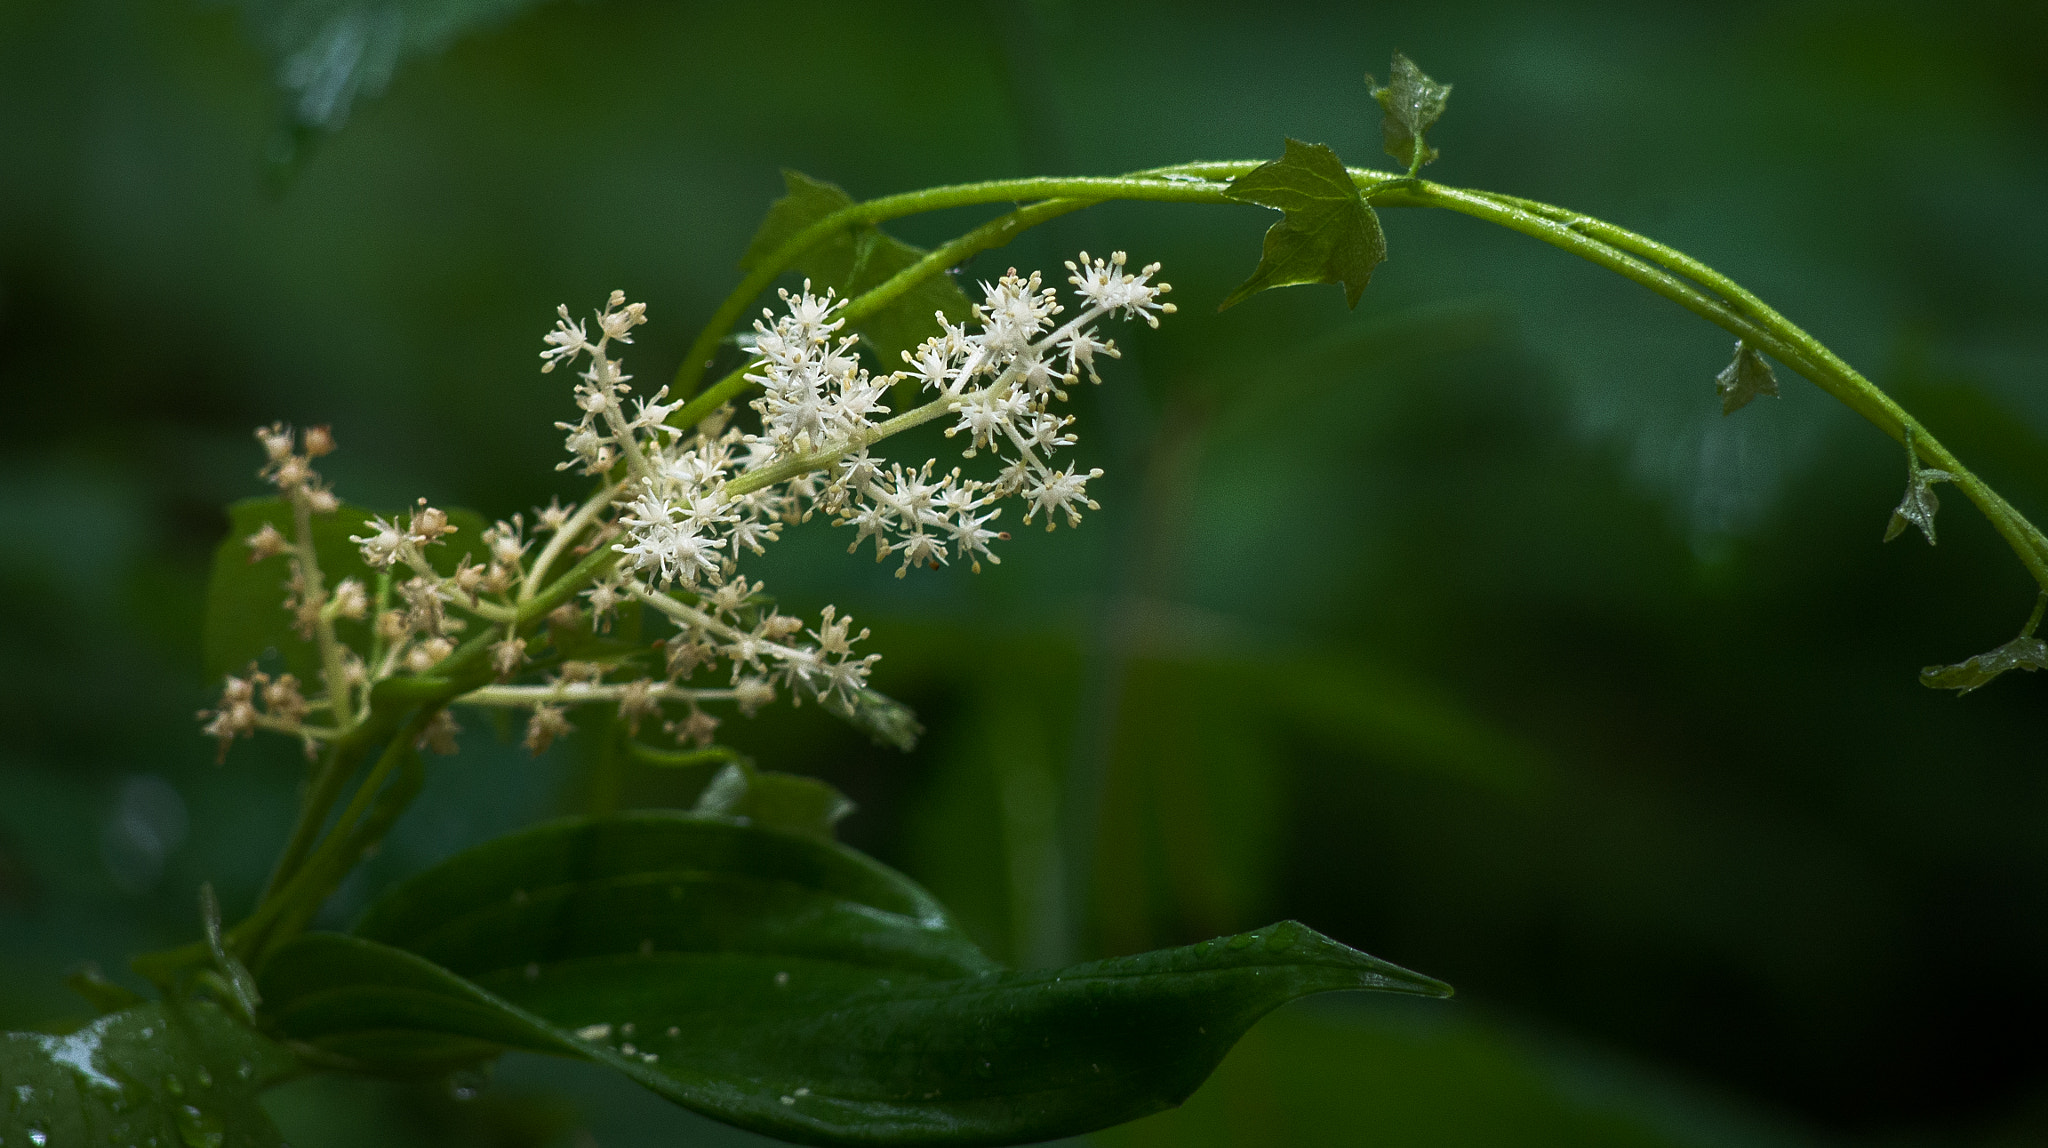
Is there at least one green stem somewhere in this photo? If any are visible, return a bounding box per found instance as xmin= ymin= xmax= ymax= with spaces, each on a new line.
xmin=673 ymin=160 xmax=2048 ymax=596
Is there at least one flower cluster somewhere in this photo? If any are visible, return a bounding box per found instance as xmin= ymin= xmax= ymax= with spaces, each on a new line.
xmin=199 ymin=253 xmax=1166 ymax=766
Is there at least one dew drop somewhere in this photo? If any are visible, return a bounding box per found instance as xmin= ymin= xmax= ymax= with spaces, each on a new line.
xmin=1263 ymin=928 xmax=1294 ymax=952
xmin=620 ymin=1023 xmax=635 ymax=1037
xmin=779 ymin=1096 xmax=795 ymax=1106
xmin=794 ymin=1087 xmax=810 ymax=1097
xmin=774 ymin=971 xmax=789 ymax=987
xmin=27 ymin=1128 xmax=47 ymax=1148
xmin=1226 ymin=933 xmax=1255 ymax=950
xmin=234 ymin=1061 xmax=253 ymax=1083
xmin=620 ymin=1043 xmax=637 ymax=1056
xmin=193 ymin=1068 xmax=212 ymax=1089
xmin=175 ymin=1101 xmax=225 ymax=1148
xmin=161 ymin=1074 xmax=184 ymax=1098
xmin=665 ymin=1026 xmax=680 ymax=1038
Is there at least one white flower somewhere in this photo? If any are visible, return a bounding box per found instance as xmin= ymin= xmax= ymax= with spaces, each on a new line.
xmin=1023 ymin=463 xmax=1104 ymax=529
xmin=541 ymin=304 xmax=590 ymax=372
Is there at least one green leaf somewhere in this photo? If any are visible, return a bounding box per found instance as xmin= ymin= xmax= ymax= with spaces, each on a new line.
xmin=1713 ymin=339 xmax=1780 ymax=416
xmin=1882 ymin=428 xmax=1955 ymax=545
xmin=693 ymin=761 xmax=856 ymax=841
xmin=260 ymin=814 xmax=1448 ymax=1146
xmin=1219 ymin=140 xmax=1387 ymax=311
xmin=1367 ymin=53 xmax=1453 ymax=174
xmin=1920 ymin=636 xmax=2048 ymax=694
xmin=741 ymin=170 xmax=974 ymax=369
xmin=203 ymin=497 xmax=490 ymax=680
xmin=0 ymin=1000 xmax=298 ymax=1147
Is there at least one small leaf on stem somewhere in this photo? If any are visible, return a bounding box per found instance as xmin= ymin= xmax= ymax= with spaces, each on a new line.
xmin=1714 ymin=339 xmax=1780 ymax=415
xmin=1220 ymin=139 xmax=1387 ymax=310
xmin=1920 ymin=637 xmax=2048 ymax=693
xmin=1367 ymin=53 xmax=1452 ymax=175
xmin=740 ymin=170 xmax=972 ymax=368
xmin=1883 ymin=427 xmax=1956 ymax=545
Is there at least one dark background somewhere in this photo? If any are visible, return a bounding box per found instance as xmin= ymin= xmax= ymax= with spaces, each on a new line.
xmin=3 ymin=1 xmax=2046 ymax=1144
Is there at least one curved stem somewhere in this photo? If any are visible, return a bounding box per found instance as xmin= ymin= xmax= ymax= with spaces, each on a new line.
xmin=673 ymin=160 xmax=2048 ymax=595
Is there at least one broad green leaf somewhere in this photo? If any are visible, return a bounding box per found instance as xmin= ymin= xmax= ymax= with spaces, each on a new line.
xmin=203 ymin=497 xmax=490 ymax=680
xmin=260 ymin=814 xmax=1448 ymax=1145
xmin=1920 ymin=636 xmax=2048 ymax=694
xmin=236 ymin=0 xmax=550 ymax=134
xmin=1367 ymin=53 xmax=1453 ymax=174
xmin=1219 ymin=140 xmax=1386 ymax=311
xmin=1882 ymin=429 xmax=1955 ymax=545
xmin=693 ymin=760 xmax=856 ymax=841
xmin=1713 ymin=339 xmax=1780 ymax=416
xmin=0 ymin=1000 xmax=298 ymax=1147
xmin=740 ymin=170 xmax=973 ymax=369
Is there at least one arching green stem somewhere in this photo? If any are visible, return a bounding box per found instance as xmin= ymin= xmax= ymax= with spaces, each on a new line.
xmin=673 ymin=161 xmax=2048 ymax=595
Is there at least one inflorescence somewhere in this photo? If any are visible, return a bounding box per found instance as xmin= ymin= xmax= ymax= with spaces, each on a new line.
xmin=201 ymin=254 xmax=1171 ymax=762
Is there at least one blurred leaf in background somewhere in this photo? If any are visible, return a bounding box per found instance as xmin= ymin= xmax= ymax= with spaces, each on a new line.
xmin=3 ymin=0 xmax=2048 ymax=1145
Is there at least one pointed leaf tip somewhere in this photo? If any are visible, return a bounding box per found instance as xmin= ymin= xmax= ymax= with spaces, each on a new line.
xmin=1220 ymin=139 xmax=1386 ymax=311
xmin=263 ymin=817 xmax=1450 ymax=1145
xmin=1715 ymin=339 xmax=1780 ymax=415
xmin=1368 ymin=53 xmax=1452 ymax=174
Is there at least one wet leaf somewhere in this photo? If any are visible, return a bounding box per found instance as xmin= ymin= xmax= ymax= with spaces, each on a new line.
xmin=1920 ymin=636 xmax=2048 ymax=694
xmin=0 ymin=999 xmax=298 ymax=1147
xmin=1367 ymin=53 xmax=1452 ymax=174
xmin=740 ymin=170 xmax=973 ymax=369
xmin=261 ymin=814 xmax=1448 ymax=1145
xmin=1220 ymin=139 xmax=1386 ymax=310
xmin=1713 ymin=339 xmax=1780 ymax=415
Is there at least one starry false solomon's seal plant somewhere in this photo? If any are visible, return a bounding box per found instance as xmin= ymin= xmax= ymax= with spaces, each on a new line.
xmin=9 ymin=54 xmax=2046 ymax=1148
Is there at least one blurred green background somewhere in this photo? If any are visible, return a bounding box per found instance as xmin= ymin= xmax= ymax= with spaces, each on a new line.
xmin=4 ymin=0 xmax=2047 ymax=1144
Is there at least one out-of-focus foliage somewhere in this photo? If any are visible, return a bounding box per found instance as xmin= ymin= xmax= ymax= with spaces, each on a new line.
xmin=3 ymin=0 xmax=2047 ymax=1145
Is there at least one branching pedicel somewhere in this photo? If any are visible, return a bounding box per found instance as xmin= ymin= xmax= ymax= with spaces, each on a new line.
xmin=205 ymin=255 xmax=1171 ymax=764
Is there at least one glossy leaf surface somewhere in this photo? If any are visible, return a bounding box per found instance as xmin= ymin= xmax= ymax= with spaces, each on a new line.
xmin=0 ymin=1000 xmax=297 ymax=1147
xmin=740 ymin=170 xmax=973 ymax=369
xmin=261 ymin=814 xmax=1448 ymax=1145
xmin=1220 ymin=140 xmax=1386 ymax=310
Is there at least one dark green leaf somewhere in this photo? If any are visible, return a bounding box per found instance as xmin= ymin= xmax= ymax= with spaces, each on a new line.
xmin=236 ymin=0 xmax=550 ymax=133
xmin=203 ymin=497 xmax=490 ymax=680
xmin=740 ymin=170 xmax=973 ymax=368
xmin=1713 ymin=339 xmax=1780 ymax=416
xmin=694 ymin=761 xmax=856 ymax=841
xmin=0 ymin=1000 xmax=298 ymax=1147
xmin=1920 ymin=636 xmax=2048 ymax=694
xmin=1219 ymin=140 xmax=1386 ymax=311
xmin=1882 ymin=429 xmax=1955 ymax=545
xmin=261 ymin=814 xmax=1448 ymax=1146
xmin=1367 ymin=53 xmax=1452 ymax=174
